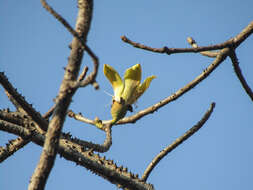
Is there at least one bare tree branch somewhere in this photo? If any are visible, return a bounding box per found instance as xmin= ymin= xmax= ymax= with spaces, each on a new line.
xmin=0 ymin=101 xmax=55 ymax=163
xmin=42 ymin=104 xmax=56 ymax=120
xmin=0 ymin=119 xmax=154 ymax=190
xmin=232 ymin=21 xmax=253 ymax=48
xmin=0 ymin=109 xmax=110 ymax=154
xmin=62 ymin=124 xmax=112 ymax=153
xmin=0 ymin=137 xmax=30 ymax=163
xmin=40 ymin=0 xmax=99 ymax=90
xmin=68 ymin=48 xmax=229 ymax=127
xmin=121 ymin=35 xmax=230 ymax=55
xmin=1 ymin=0 xmax=252 ymax=188
xmin=141 ymin=102 xmax=216 ymax=181
xmin=0 ymin=90 xmax=55 ymax=163
xmin=0 ymin=119 xmax=32 ymax=137
xmin=28 ymin=1 xmax=95 ymax=190
xmin=77 ymin=66 xmax=89 ymax=82
xmin=0 ymin=72 xmax=48 ymax=131
xmin=69 ymin=21 xmax=253 ymax=128
xmin=121 ymin=21 xmax=253 ymax=56
xmin=4 ymin=90 xmax=27 ymax=113
xmin=229 ymin=50 xmax=253 ymax=101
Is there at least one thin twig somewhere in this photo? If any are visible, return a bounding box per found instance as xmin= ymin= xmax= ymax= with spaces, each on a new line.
xmin=121 ymin=21 xmax=253 ymax=57
xmin=68 ymin=110 xmax=95 ymax=125
xmin=141 ymin=102 xmax=216 ymax=181
xmin=229 ymin=50 xmax=253 ymax=101
xmin=121 ymin=35 xmax=231 ymax=56
xmin=77 ymin=66 xmax=89 ymax=82
xmin=43 ymin=104 xmax=56 ymax=120
xmin=40 ymin=0 xmax=99 ymax=89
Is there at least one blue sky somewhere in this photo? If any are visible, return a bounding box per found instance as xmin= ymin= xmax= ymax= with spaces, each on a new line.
xmin=1 ymin=0 xmax=253 ymax=189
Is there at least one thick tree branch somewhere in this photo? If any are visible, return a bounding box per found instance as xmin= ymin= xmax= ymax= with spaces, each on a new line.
xmin=0 ymin=74 xmax=48 ymax=162
xmin=141 ymin=102 xmax=215 ymax=181
xmin=0 ymin=90 xmax=56 ymax=163
xmin=28 ymin=1 xmax=95 ymax=190
xmin=229 ymin=50 xmax=253 ymax=101
xmin=0 ymin=101 xmax=56 ymax=163
xmin=0 ymin=119 xmax=154 ymax=190
xmin=0 ymin=109 xmax=110 ymax=154
xmin=0 ymin=120 xmax=32 ymax=137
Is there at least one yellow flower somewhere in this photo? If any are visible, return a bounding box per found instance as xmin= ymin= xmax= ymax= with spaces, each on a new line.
xmin=104 ymin=64 xmax=156 ymax=124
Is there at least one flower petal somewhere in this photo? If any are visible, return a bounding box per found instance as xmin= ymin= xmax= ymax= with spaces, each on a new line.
xmin=129 ymin=75 xmax=156 ymax=104
xmin=103 ymin=64 xmax=124 ymax=102
xmin=122 ymin=64 xmax=142 ymax=104
xmin=124 ymin=64 xmax=142 ymax=82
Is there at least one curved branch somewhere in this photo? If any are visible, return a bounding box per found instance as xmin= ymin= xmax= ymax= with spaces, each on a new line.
xmin=141 ymin=102 xmax=216 ymax=181
xmin=62 ymin=124 xmax=112 ymax=153
xmin=229 ymin=50 xmax=253 ymax=101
